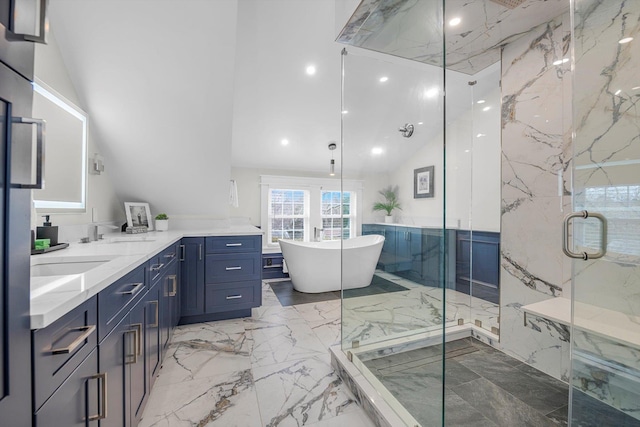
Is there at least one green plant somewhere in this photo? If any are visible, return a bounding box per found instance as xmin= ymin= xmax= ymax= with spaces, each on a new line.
xmin=155 ymin=213 xmax=169 ymax=220
xmin=373 ymin=185 xmax=402 ymax=215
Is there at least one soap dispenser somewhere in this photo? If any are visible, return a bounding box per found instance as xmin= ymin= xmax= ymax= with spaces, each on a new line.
xmin=36 ymin=215 xmax=59 ymax=246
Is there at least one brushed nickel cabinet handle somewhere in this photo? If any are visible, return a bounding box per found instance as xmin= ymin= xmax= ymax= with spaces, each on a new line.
xmin=180 ymin=244 xmax=185 ymax=261
xmin=11 ymin=117 xmax=46 ymax=189
xmin=226 ymin=243 xmax=242 ymax=247
xmin=226 ymin=295 xmax=242 ymax=300
xmin=225 ymin=266 xmax=242 ymax=271
xmin=199 ymin=244 xmax=202 ymax=261
xmin=124 ymin=328 xmax=139 ymax=365
xmin=88 ymin=372 xmax=108 ymax=421
xmin=150 ymin=263 xmax=164 ymax=272
xmin=119 ymin=282 xmax=144 ymax=296
xmin=149 ymin=300 xmax=159 ymax=327
xmin=169 ymin=275 xmax=178 ymax=297
xmin=51 ymin=325 xmax=96 ymax=355
xmin=164 ymin=252 xmax=176 ymax=259
xmin=132 ymin=323 xmax=143 ymax=356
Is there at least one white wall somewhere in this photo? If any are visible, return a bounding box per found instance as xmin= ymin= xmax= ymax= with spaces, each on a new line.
xmin=49 ymin=0 xmax=239 ymax=220
xmin=387 ymin=104 xmax=501 ymax=231
xmin=33 ymin=31 xmax=122 ymax=227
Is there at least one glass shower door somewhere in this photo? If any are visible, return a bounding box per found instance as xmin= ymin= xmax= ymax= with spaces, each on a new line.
xmin=570 ymin=0 xmax=640 ymax=425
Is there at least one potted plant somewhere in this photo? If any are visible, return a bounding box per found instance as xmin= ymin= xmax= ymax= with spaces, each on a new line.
xmin=373 ymin=186 xmax=401 ymax=223
xmin=155 ymin=213 xmax=169 ymax=231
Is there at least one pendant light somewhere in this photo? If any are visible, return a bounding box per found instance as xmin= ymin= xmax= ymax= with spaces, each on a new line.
xmin=328 ymin=142 xmax=337 ymax=176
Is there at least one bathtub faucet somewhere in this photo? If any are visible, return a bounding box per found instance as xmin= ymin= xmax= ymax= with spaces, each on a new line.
xmin=313 ymin=227 xmax=324 ymax=242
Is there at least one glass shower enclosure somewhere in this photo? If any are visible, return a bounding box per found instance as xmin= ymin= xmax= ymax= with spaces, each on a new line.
xmin=336 ymin=0 xmax=639 ymax=426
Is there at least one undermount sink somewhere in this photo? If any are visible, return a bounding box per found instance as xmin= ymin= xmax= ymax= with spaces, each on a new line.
xmin=31 ymin=255 xmax=120 ymax=277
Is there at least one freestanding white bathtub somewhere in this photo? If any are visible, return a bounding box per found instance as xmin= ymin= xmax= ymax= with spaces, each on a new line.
xmin=278 ymin=235 xmax=385 ymax=293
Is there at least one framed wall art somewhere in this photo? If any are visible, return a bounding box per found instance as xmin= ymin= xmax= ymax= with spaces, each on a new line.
xmin=414 ymin=166 xmax=434 ymax=199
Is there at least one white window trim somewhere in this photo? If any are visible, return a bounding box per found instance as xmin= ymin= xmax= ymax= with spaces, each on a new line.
xmin=260 ymin=175 xmax=364 ymax=247
xmin=267 ymin=188 xmax=310 ymax=243
xmin=321 ymin=190 xmax=356 ymax=240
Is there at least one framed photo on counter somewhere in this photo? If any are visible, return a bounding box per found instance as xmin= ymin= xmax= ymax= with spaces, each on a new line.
xmin=124 ymin=202 xmax=154 ymax=230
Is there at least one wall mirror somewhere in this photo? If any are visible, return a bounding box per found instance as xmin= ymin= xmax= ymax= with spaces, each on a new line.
xmin=32 ymin=80 xmax=87 ymax=211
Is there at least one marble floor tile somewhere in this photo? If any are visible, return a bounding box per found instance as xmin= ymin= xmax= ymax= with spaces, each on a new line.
xmin=261 ymin=282 xmax=283 ymax=307
xmin=308 ymin=317 xmax=342 ymax=349
xmin=294 ymin=300 xmax=342 ymax=323
xmin=155 ymin=330 xmax=253 ymax=386
xmin=171 ymin=319 xmax=247 ymax=342
xmin=305 ymin=407 xmax=375 ymax=427
xmin=253 ymin=356 xmax=358 ymax=427
xmin=139 ymin=369 xmax=261 ymax=427
xmin=250 ymin=317 xmax=329 ymax=367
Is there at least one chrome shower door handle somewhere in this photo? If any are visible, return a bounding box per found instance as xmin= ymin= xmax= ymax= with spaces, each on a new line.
xmin=562 ymin=210 xmax=607 ymax=260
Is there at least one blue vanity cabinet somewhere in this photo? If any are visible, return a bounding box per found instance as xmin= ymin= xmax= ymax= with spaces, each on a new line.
xmin=32 ymin=298 xmax=101 ymax=427
xmin=97 ymin=264 xmax=150 ymax=427
xmin=33 ymin=349 xmax=99 ymax=427
xmin=179 ymin=237 xmax=205 ymax=318
xmin=180 ymin=235 xmax=262 ymax=324
xmin=146 ymin=279 xmax=162 ymax=389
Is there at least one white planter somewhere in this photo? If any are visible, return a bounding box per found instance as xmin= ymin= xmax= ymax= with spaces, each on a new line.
xmin=155 ymin=219 xmax=169 ymax=231
xmin=384 ymin=215 xmax=393 ymax=223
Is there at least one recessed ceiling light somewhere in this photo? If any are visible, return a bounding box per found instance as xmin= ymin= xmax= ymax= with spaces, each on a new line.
xmin=476 ymin=99 xmax=485 ymax=104
xmin=619 ymin=37 xmax=634 ymax=44
xmin=281 ymin=139 xmax=289 ymax=146
xmin=418 ymin=122 xmax=424 ymax=125
xmin=449 ymin=17 xmax=461 ymax=26
xmin=379 ymin=76 xmax=389 ymax=83
xmin=371 ymin=147 xmax=383 ymax=155
xmin=306 ymin=65 xmax=316 ymax=75
xmin=476 ymin=133 xmax=486 ymax=138
xmin=341 ymin=110 xmax=349 ymax=114
xmin=425 ymin=87 xmax=439 ymax=98
xmin=482 ymin=106 xmax=491 ymax=111
xmin=615 ymin=89 xmax=622 ymax=96
xmin=553 ymin=58 xmax=569 ymax=65
xmin=464 ymin=149 xmax=470 ymax=153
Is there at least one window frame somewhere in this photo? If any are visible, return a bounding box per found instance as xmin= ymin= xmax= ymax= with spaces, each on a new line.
xmin=260 ymin=175 xmax=364 ymax=247
xmin=320 ymin=190 xmax=356 ymax=240
xmin=267 ymin=188 xmax=310 ymax=244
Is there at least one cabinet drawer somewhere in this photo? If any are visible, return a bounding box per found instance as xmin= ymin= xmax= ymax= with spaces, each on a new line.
xmin=34 ymin=348 xmax=100 ymax=427
xmin=98 ymin=265 xmax=146 ymax=342
xmin=32 ymin=297 xmax=98 ymax=411
xmin=149 ymin=243 xmax=179 ymax=283
xmin=205 ymin=282 xmax=259 ymax=312
xmin=159 ymin=243 xmax=179 ymax=265
xmin=206 ymin=235 xmax=261 ymax=254
xmin=205 ymin=253 xmax=261 ymax=283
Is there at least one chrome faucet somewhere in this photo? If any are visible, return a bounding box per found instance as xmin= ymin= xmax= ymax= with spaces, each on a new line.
xmin=87 ymin=222 xmax=119 ymax=242
xmin=313 ymin=227 xmax=324 ymax=242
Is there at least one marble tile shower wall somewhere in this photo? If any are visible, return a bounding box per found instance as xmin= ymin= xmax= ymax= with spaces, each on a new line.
xmin=499 ymin=12 xmax=573 ymax=382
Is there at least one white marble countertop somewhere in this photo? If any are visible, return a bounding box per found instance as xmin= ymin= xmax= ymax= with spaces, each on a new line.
xmin=523 ymin=297 xmax=640 ymax=349
xmin=30 ymin=225 xmax=263 ymax=330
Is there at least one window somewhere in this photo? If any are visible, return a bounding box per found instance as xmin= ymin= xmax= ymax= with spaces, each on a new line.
xmin=260 ymin=175 xmax=364 ymax=247
xmin=268 ymin=189 xmax=308 ymax=243
xmin=321 ymin=191 xmax=354 ymax=240
xmin=575 ymin=184 xmax=640 ymax=256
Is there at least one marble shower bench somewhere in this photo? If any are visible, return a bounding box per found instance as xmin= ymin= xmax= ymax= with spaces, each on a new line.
xmin=523 ymin=297 xmax=640 ymax=349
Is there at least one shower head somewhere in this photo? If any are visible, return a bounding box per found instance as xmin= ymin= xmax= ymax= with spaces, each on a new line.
xmin=398 ymin=124 xmax=414 ymax=138
xmin=488 ymin=0 xmax=526 ymax=9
